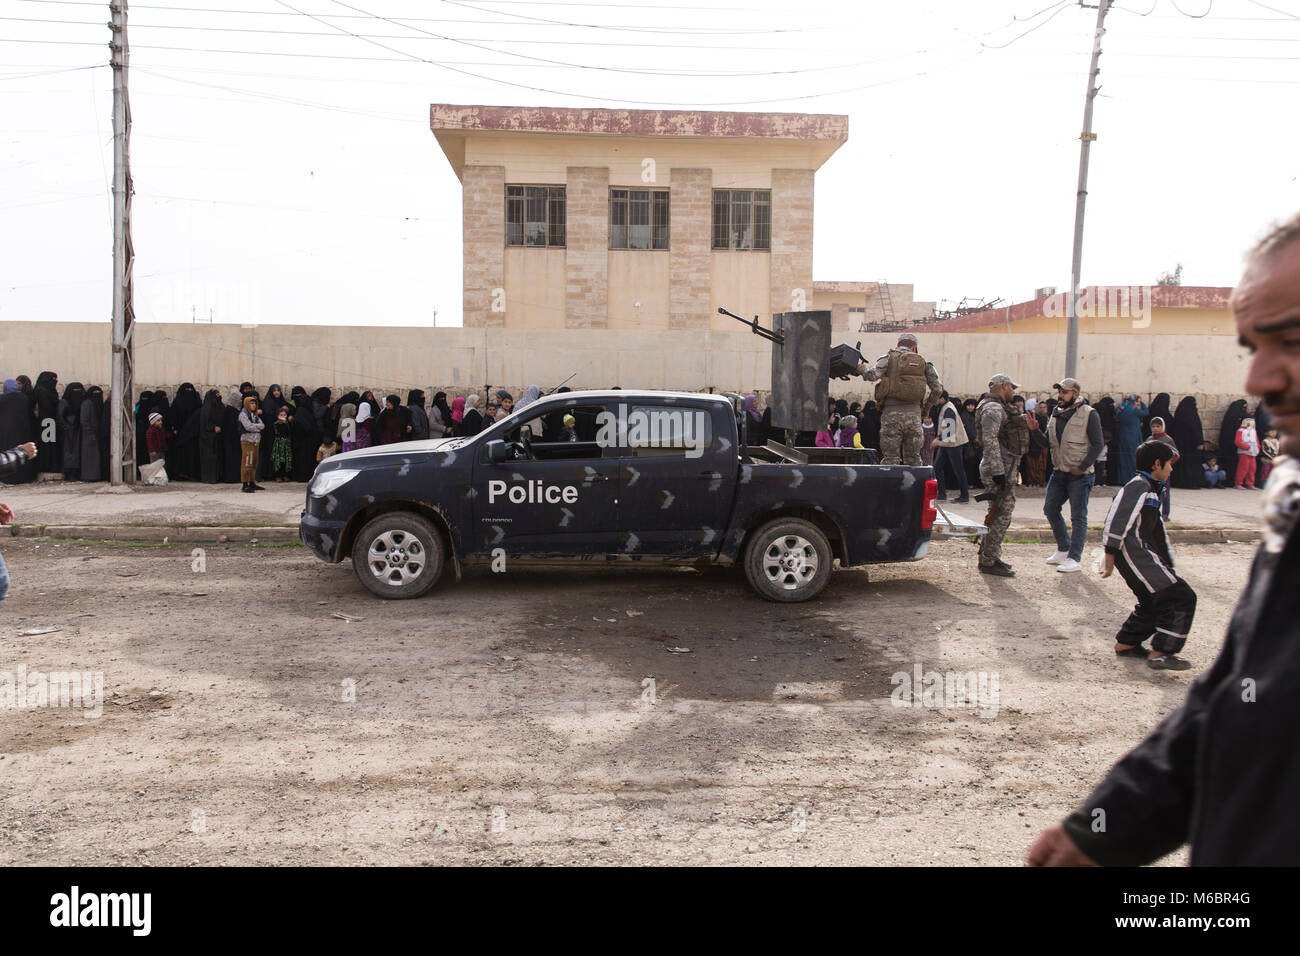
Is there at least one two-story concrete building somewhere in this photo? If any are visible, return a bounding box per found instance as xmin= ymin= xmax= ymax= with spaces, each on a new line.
xmin=430 ymin=104 xmax=848 ymax=332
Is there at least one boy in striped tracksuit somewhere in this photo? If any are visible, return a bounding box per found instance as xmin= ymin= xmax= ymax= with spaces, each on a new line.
xmin=1099 ymin=439 xmax=1197 ymax=671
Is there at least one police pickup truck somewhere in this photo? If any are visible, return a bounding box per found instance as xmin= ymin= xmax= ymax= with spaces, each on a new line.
xmin=299 ymin=390 xmax=963 ymax=603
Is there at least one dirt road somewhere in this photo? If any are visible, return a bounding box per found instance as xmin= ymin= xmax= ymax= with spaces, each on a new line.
xmin=0 ymin=538 xmax=1251 ymax=865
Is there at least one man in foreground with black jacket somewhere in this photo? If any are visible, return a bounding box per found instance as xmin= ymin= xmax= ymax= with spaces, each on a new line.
xmin=1028 ymin=212 xmax=1300 ymax=866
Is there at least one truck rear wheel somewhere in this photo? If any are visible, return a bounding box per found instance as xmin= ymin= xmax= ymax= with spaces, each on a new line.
xmin=743 ymin=518 xmax=832 ymax=603
xmin=352 ymin=512 xmax=445 ymax=599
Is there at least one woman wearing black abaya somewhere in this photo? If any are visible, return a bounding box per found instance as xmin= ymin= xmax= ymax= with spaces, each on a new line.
xmin=33 ymin=371 xmax=61 ymax=476
xmin=98 ymin=389 xmax=111 ymax=479
xmin=1094 ymin=396 xmax=1117 ymax=486
xmin=176 ymin=399 xmax=201 ymax=481
xmin=311 ymin=388 xmax=333 ymax=443
xmin=290 ymin=389 xmax=321 ymax=481
xmin=0 ymin=379 xmax=35 ymax=484
xmin=859 ymin=400 xmax=882 ymax=453
xmin=198 ymin=389 xmax=224 ymax=483
xmin=374 ymin=395 xmax=408 ymax=445
xmin=134 ymin=390 xmax=154 ymax=467
xmin=79 ymin=386 xmax=105 ymax=482
xmin=221 ymin=389 xmax=242 ymax=483
xmin=406 ymin=390 xmax=430 ymax=441
xmin=58 ymin=382 xmax=85 ymax=481
xmin=258 ymin=384 xmax=286 ymax=482
xmin=166 ymin=383 xmax=201 ymax=480
xmin=1217 ymin=398 xmax=1249 ymax=485
xmin=1145 ymin=393 xmax=1171 ymax=441
xmin=1169 ymin=396 xmax=1205 ymax=489
xmin=1250 ymin=401 xmax=1274 ymax=488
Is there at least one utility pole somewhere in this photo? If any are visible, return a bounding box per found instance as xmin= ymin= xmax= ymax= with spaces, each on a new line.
xmin=1065 ymin=0 xmax=1111 ymax=380
xmin=109 ymin=0 xmax=136 ymax=484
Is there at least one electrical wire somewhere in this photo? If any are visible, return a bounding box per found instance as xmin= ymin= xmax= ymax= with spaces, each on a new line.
xmin=436 ymin=0 xmax=834 ymax=34
xmin=982 ymin=1 xmax=1072 ymax=49
xmin=1170 ymin=0 xmax=1213 ymax=16
xmin=0 ymin=15 xmax=851 ymax=51
xmin=1244 ymin=0 xmax=1300 ymax=18
xmin=1111 ymin=0 xmax=1158 ymax=14
xmin=14 ymin=0 xmax=834 ymax=36
xmin=134 ymin=67 xmax=423 ymax=122
xmin=0 ymin=63 xmax=103 ymax=81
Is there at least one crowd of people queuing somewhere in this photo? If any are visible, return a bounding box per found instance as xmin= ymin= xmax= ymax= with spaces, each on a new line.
xmin=807 ymin=388 xmax=1277 ymax=497
xmin=0 ymin=375 xmax=573 ymax=488
xmin=0 ymin=368 xmax=1273 ymax=496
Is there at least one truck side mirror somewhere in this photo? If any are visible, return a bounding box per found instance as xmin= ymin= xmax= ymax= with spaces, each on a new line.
xmin=485 ymin=440 xmax=509 ymax=463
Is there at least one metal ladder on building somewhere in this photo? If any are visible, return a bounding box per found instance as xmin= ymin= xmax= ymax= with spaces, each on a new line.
xmin=877 ymin=281 xmax=896 ymax=325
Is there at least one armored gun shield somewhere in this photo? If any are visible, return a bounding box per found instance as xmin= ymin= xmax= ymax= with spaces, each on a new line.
xmin=769 ymin=309 xmax=831 ymax=434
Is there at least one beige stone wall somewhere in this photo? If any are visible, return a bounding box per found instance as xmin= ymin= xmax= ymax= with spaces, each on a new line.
xmin=769 ymin=169 xmax=814 ymax=321
xmin=710 ymin=252 xmax=771 ymax=332
xmin=462 ymin=165 xmax=506 ymax=329
xmin=503 ymin=247 xmax=566 ymax=328
xmin=607 ymin=251 xmax=670 ymax=330
xmin=668 ymin=167 xmax=712 ymax=331
xmin=563 ymin=166 xmax=609 ymax=329
xmin=4 ymin=323 xmax=1255 ymax=439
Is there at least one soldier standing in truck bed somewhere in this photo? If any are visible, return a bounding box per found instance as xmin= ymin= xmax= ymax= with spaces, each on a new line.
xmin=977 ymin=373 xmax=1031 ymax=577
xmin=855 ymin=332 xmax=944 ymax=465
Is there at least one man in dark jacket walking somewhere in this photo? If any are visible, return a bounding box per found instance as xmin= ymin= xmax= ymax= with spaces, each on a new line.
xmin=1028 ymin=212 xmax=1300 ymax=866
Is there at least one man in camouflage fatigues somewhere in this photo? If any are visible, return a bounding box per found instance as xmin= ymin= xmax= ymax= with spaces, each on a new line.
xmin=977 ymin=373 xmax=1030 ymax=577
xmin=856 ymin=332 xmax=944 ymax=465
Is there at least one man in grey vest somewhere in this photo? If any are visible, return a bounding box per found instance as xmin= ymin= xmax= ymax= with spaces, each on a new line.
xmin=855 ymin=332 xmax=944 ymax=466
xmin=1043 ymin=377 xmax=1105 ymax=573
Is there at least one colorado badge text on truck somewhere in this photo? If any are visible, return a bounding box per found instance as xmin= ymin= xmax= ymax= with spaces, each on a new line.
xmin=299 ymin=390 xmax=950 ymax=602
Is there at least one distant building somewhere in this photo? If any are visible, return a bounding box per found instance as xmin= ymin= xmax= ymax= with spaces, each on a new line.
xmin=915 ymin=286 xmax=1234 ymax=335
xmin=430 ymin=104 xmax=847 ymax=331
xmin=811 ymin=281 xmax=936 ymax=333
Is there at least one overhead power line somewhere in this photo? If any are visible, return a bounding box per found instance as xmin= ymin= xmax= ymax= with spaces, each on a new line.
xmin=15 ymin=0 xmax=836 ymax=36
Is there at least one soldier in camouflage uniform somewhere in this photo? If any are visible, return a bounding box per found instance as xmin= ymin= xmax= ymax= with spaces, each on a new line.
xmin=977 ymin=373 xmax=1030 ymax=577
xmin=855 ymin=332 xmax=944 ymax=465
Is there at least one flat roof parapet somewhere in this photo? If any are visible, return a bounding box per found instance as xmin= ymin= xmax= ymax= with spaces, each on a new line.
xmin=429 ymin=104 xmax=848 ymax=141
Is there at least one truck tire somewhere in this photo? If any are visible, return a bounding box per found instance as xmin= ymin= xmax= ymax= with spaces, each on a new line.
xmin=352 ymin=512 xmax=445 ymax=599
xmin=743 ymin=518 xmax=833 ymax=603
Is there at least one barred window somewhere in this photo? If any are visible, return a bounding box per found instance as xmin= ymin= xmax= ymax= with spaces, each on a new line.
xmin=610 ymin=189 xmax=669 ymax=250
xmin=712 ymin=189 xmax=770 ymax=251
xmin=506 ymin=185 xmax=565 ymax=247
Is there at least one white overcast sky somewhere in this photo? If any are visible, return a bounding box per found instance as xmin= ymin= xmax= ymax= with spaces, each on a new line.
xmin=3 ymin=0 xmax=1299 ymax=327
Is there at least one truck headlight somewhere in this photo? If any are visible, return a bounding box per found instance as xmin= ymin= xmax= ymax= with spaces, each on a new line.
xmin=309 ymin=468 xmax=359 ymax=497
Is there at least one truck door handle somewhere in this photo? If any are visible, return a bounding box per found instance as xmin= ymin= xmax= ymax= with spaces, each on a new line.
xmin=697 ymin=471 xmax=722 ymax=479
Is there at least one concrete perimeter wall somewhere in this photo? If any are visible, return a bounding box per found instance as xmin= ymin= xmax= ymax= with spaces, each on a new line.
xmin=0 ymin=322 xmax=1253 ymax=431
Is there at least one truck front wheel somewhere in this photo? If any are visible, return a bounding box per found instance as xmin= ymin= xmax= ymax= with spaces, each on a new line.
xmin=352 ymin=512 xmax=445 ymax=599
xmin=743 ymin=518 xmax=833 ymax=603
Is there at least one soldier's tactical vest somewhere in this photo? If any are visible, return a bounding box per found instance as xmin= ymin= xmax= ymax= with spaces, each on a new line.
xmin=977 ymin=396 xmax=1031 ymax=456
xmin=875 ymin=349 xmax=929 ymax=405
xmin=1047 ymin=403 xmax=1097 ymax=474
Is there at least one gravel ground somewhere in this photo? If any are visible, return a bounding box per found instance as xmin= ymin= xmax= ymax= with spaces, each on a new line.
xmin=0 ymin=537 xmax=1253 ymax=866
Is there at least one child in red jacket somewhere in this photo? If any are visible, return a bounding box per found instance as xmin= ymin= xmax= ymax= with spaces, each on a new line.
xmin=1234 ymin=417 xmax=1259 ymax=489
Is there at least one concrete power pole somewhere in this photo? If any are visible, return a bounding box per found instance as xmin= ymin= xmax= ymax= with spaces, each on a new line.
xmin=109 ymin=0 xmax=136 ymax=484
xmin=1065 ymin=0 xmax=1111 ymax=380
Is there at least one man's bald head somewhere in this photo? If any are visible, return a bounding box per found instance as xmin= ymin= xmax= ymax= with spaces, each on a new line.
xmin=1232 ymin=212 xmax=1300 ymax=458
